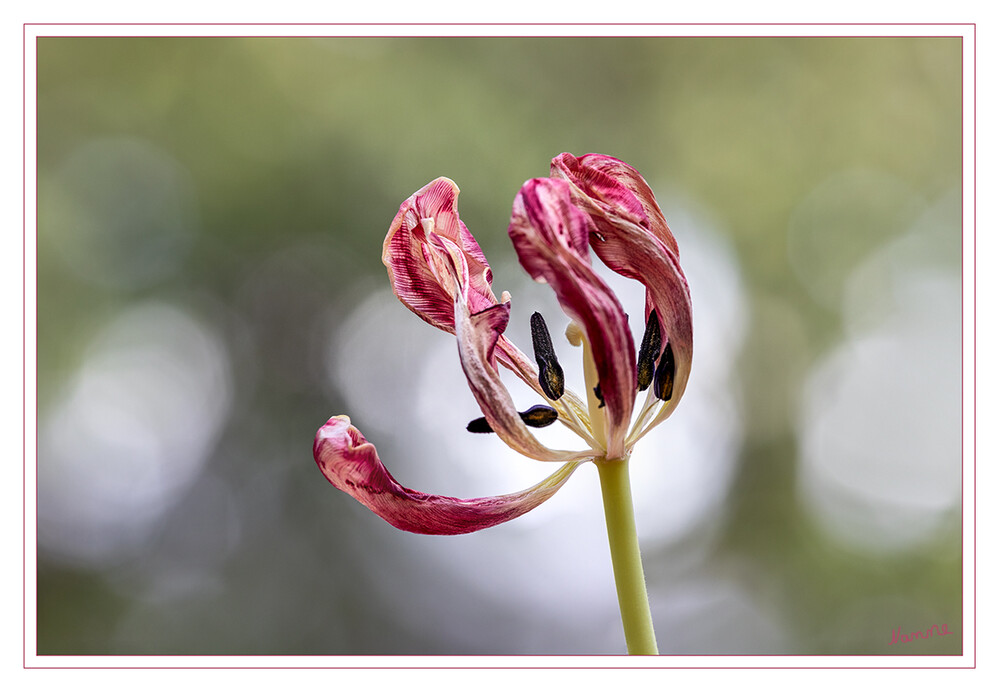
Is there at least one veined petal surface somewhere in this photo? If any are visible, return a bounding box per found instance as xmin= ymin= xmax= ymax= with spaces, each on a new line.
xmin=381 ymin=178 xmax=552 ymax=401
xmin=383 ymin=177 xmax=496 ymax=333
xmin=434 ymin=233 xmax=592 ymax=462
xmin=551 ymin=153 xmax=693 ymax=418
xmin=590 ymin=217 xmax=693 ymax=419
xmin=551 ymin=152 xmax=679 ymax=255
xmin=314 ymin=416 xmax=582 ymax=535
xmin=508 ymin=178 xmax=636 ymax=458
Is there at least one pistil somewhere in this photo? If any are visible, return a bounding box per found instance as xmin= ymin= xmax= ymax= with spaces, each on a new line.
xmin=566 ymin=321 xmax=607 ymax=452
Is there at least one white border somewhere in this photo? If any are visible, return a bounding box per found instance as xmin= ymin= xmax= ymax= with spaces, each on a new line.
xmin=20 ymin=22 xmax=977 ymax=673
xmin=23 ymin=23 xmax=979 ymax=38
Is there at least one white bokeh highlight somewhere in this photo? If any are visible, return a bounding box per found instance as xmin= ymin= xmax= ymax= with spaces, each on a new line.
xmin=38 ymin=302 xmax=233 ymax=566
xmin=797 ymin=193 xmax=962 ymax=552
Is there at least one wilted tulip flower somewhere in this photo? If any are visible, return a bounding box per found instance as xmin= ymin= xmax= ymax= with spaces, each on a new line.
xmin=315 ymin=153 xmax=692 ymax=654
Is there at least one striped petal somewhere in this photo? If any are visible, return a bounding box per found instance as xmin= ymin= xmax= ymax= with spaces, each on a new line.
xmin=433 ymin=233 xmax=592 ymax=462
xmin=382 ymin=177 xmax=497 ymax=333
xmin=551 ymin=153 xmax=693 ymax=418
xmin=314 ymin=415 xmax=583 ymax=535
xmin=508 ymin=178 xmax=636 ymax=459
xmin=551 ymin=152 xmax=679 ymax=255
xmin=589 ymin=215 xmax=693 ymax=421
xmin=382 ymin=178 xmax=555 ymax=401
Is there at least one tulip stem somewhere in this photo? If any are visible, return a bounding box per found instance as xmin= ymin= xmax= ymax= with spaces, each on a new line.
xmin=596 ymin=456 xmax=659 ymax=655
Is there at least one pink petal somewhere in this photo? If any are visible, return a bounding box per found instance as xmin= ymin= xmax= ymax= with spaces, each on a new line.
xmin=433 ymin=233 xmax=592 ymax=462
xmin=551 ymin=152 xmax=679 ymax=255
xmin=382 ymin=177 xmax=497 ymax=333
xmin=380 ymin=178 xmax=549 ymax=399
xmin=591 ymin=218 xmax=693 ymax=419
xmin=508 ymin=178 xmax=636 ymax=459
xmin=314 ymin=415 xmax=582 ymax=535
xmin=551 ymin=153 xmax=693 ymax=417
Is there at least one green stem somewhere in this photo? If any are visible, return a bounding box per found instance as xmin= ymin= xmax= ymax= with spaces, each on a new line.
xmin=596 ymin=456 xmax=659 ymax=655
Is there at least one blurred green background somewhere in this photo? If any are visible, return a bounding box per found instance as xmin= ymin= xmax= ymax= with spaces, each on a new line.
xmin=35 ymin=36 xmax=963 ymax=656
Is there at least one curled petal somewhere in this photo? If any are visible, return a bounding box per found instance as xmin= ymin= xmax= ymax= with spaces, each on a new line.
xmin=508 ymin=178 xmax=636 ymax=458
xmin=591 ymin=217 xmax=692 ymax=420
xmin=551 ymin=153 xmax=692 ymax=418
xmin=551 ymin=152 xmax=679 ymax=255
xmin=383 ymin=177 xmax=496 ymax=333
xmin=380 ymin=178 xmax=553 ymax=403
xmin=435 ymin=234 xmax=591 ymax=462
xmin=314 ymin=415 xmax=583 ymax=535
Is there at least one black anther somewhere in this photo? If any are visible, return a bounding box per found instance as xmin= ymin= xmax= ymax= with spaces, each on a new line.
xmin=530 ymin=312 xmax=565 ymax=401
xmin=653 ymin=341 xmax=675 ymax=402
xmin=519 ymin=404 xmax=559 ymax=428
xmin=636 ymin=309 xmax=662 ymax=392
xmin=593 ymin=383 xmax=605 ymax=409
xmin=466 ymin=405 xmax=560 ymax=434
xmin=466 ymin=417 xmax=494 ymax=434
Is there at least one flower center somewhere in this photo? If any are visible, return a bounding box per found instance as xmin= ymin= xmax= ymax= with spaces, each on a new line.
xmin=461 ymin=309 xmax=675 ymax=457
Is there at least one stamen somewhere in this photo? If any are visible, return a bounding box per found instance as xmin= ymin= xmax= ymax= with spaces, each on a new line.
xmin=519 ymin=404 xmax=559 ymax=428
xmin=653 ymin=341 xmax=675 ymax=402
xmin=636 ymin=309 xmax=661 ymax=392
xmin=466 ymin=417 xmax=494 ymax=434
xmin=466 ymin=405 xmax=560 ymax=434
xmin=593 ymin=383 xmax=605 ymax=408
xmin=530 ymin=312 xmax=565 ymax=400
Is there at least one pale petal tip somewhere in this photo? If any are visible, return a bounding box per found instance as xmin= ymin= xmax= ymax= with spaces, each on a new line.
xmin=317 ymin=414 xmax=350 ymax=434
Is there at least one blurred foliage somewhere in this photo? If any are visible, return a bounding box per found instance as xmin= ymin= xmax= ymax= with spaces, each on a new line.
xmin=36 ymin=36 xmax=962 ymax=656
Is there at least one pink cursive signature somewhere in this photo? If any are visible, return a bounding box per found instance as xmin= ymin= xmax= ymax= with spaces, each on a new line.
xmin=889 ymin=623 xmax=953 ymax=645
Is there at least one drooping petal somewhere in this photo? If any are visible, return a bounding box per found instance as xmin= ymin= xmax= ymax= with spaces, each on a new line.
xmin=586 ymin=215 xmax=692 ymax=421
xmin=551 ymin=153 xmax=693 ymax=420
xmin=433 ymin=233 xmax=593 ymax=462
xmin=314 ymin=415 xmax=583 ymax=535
xmin=508 ymin=178 xmax=636 ymax=459
xmin=382 ymin=177 xmax=497 ymax=333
